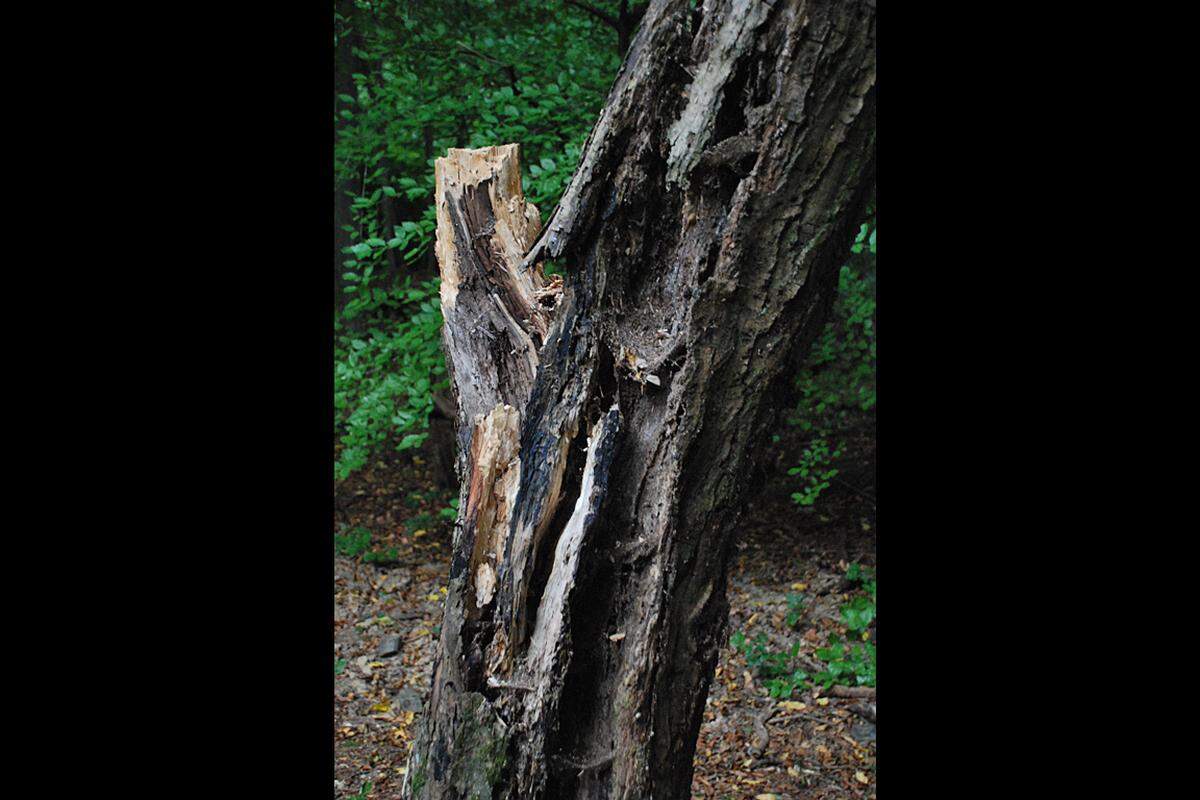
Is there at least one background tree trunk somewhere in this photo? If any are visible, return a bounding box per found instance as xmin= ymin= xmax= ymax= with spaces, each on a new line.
xmin=404 ymin=1 xmax=875 ymax=798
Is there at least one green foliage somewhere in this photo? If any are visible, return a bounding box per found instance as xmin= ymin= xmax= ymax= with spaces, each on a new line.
xmin=335 ymin=1 xmax=617 ymax=214
xmin=787 ymin=438 xmax=841 ymax=506
xmin=349 ymin=783 xmax=372 ymax=800
xmin=334 ymin=657 xmax=348 ymax=676
xmin=729 ymin=630 xmax=809 ymax=699
xmin=363 ymin=547 xmax=399 ymax=565
xmin=764 ymin=671 xmax=810 ymax=699
xmin=814 ymin=563 xmax=876 ymax=688
xmin=334 ymin=525 xmax=402 ymax=565
xmin=334 ymin=277 xmax=447 ymax=480
xmin=333 ymin=1 xmax=621 ymax=480
xmin=795 ymin=221 xmax=877 ymax=428
xmin=404 ymin=513 xmax=437 ymax=534
xmin=731 ymin=563 xmax=876 ymax=696
xmin=814 ymin=637 xmax=876 ymax=688
xmin=840 ymin=595 xmax=875 ymax=632
xmin=439 ymin=497 xmax=461 ymax=520
xmin=334 ymin=526 xmax=372 ymax=558
xmin=784 ymin=592 xmax=805 ymax=628
xmin=786 ymin=216 xmax=877 ymax=507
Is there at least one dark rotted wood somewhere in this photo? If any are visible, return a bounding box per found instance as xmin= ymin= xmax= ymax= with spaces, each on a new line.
xmin=406 ymin=1 xmax=875 ymax=798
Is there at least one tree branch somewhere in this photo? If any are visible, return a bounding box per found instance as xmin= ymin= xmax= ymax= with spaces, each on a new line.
xmin=562 ymin=0 xmax=620 ymax=30
xmin=455 ymin=40 xmax=519 ymax=91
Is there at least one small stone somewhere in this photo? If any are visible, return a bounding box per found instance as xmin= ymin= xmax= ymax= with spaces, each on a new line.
xmin=377 ymin=635 xmax=402 ymax=658
xmin=393 ymin=687 xmax=424 ymax=712
xmin=849 ymin=721 xmax=876 ymax=744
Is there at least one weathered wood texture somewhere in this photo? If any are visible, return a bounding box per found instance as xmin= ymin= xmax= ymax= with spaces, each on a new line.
xmin=405 ymin=1 xmax=875 ymax=798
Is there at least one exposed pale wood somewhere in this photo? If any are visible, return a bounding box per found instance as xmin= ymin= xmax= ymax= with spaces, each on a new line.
xmin=407 ymin=2 xmax=875 ymax=798
xmin=464 ymin=404 xmax=522 ymax=610
xmin=434 ymin=144 xmax=555 ymax=467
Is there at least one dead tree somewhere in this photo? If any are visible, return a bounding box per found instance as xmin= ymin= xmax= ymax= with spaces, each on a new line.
xmin=403 ymin=1 xmax=875 ymax=797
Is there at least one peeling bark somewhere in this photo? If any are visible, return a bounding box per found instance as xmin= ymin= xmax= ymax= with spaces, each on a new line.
xmin=406 ymin=1 xmax=875 ymax=798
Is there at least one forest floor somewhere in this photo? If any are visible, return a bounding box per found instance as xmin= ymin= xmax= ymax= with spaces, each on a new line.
xmin=334 ymin=425 xmax=876 ymax=800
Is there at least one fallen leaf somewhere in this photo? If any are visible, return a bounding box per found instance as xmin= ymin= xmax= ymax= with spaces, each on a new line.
xmin=755 ymin=794 xmax=779 ymax=800
xmin=791 ymin=582 xmax=807 ymax=591
xmin=855 ymin=771 xmax=871 ymax=784
xmin=816 ymin=697 xmax=830 ymax=706
xmin=779 ymin=700 xmax=807 ymax=711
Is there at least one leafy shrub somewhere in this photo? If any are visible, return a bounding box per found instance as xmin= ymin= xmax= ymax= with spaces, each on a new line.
xmin=332 ymin=1 xmax=620 ymax=480
xmin=730 ymin=631 xmax=809 ymax=699
xmin=795 ymin=221 xmax=877 ymax=428
xmin=731 ymin=563 xmax=876 ymax=696
xmin=788 ymin=438 xmax=842 ymax=506
xmin=333 ymin=525 xmax=401 ymax=565
xmin=334 ymin=526 xmax=372 ymax=558
xmin=840 ymin=595 xmax=875 ymax=632
xmin=814 ymin=637 xmax=876 ymax=688
xmin=786 ymin=218 xmax=877 ymax=507
xmin=334 ymin=277 xmax=447 ymax=480
xmin=814 ymin=563 xmax=876 ymax=688
xmin=363 ymin=548 xmax=399 ymax=565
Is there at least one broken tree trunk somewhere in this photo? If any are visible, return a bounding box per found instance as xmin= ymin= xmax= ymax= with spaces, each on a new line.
xmin=404 ymin=1 xmax=875 ymax=798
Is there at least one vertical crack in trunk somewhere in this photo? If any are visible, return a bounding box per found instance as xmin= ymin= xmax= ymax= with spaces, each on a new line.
xmin=407 ymin=2 xmax=876 ymax=797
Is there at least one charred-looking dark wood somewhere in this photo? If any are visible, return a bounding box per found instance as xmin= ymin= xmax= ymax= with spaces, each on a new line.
xmin=405 ymin=1 xmax=875 ymax=798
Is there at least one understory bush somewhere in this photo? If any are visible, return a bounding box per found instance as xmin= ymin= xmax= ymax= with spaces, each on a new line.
xmin=332 ymin=3 xmax=877 ymax=494
xmin=334 ymin=277 xmax=446 ymax=479
xmin=731 ymin=563 xmax=877 ymax=698
xmin=786 ymin=217 xmax=877 ymax=507
xmin=333 ymin=0 xmax=617 ymax=480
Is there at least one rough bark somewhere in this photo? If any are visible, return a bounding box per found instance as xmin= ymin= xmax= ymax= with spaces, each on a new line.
xmin=404 ymin=1 xmax=876 ymax=798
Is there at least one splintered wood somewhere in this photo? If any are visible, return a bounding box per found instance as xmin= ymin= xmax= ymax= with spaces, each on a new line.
xmin=433 ymin=145 xmax=556 ymax=464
